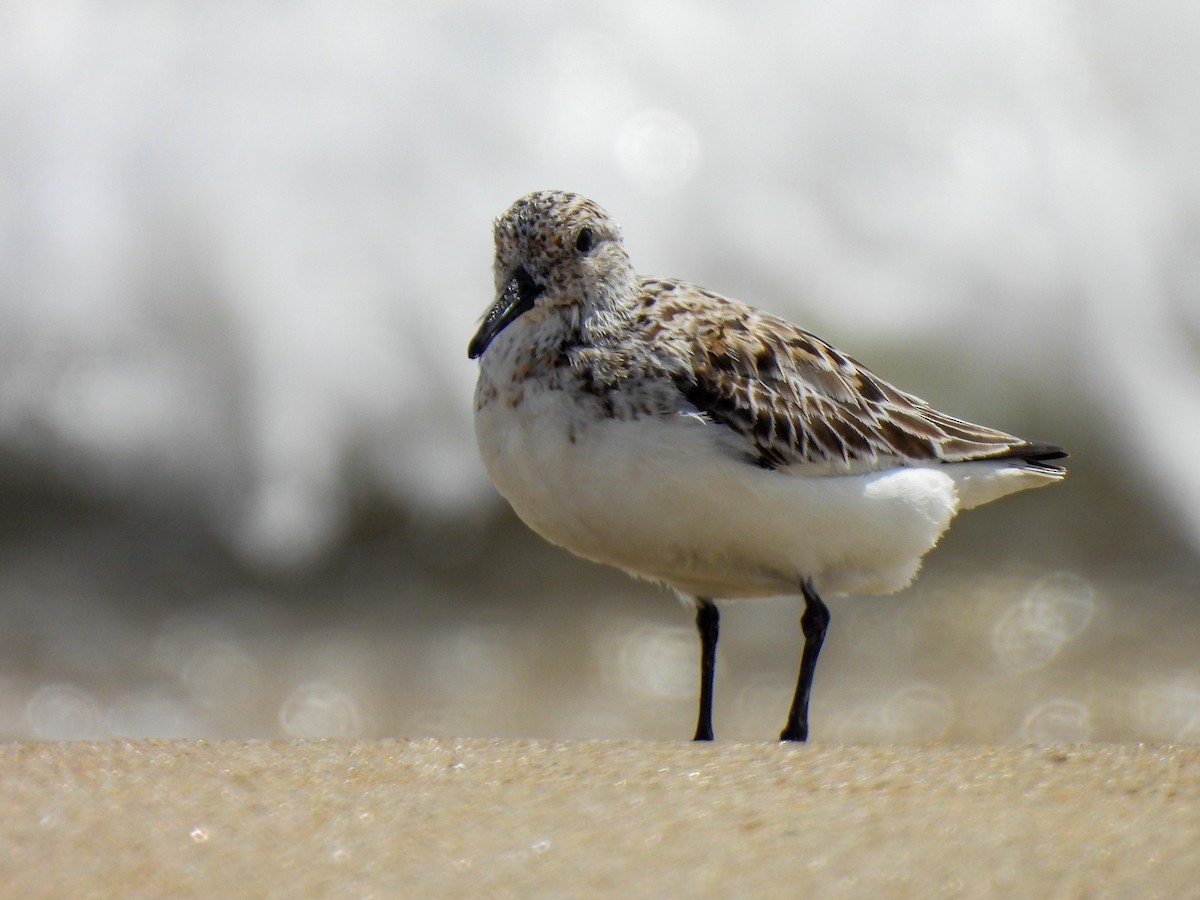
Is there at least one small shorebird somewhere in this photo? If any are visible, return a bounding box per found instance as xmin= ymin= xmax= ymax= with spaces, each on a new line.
xmin=468 ymin=190 xmax=1067 ymax=741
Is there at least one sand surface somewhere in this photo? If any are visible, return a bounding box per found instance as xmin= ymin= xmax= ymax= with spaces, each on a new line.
xmin=1 ymin=739 xmax=1196 ymax=897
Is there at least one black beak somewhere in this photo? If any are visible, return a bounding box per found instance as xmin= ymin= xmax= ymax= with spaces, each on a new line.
xmin=468 ymin=267 xmax=544 ymax=359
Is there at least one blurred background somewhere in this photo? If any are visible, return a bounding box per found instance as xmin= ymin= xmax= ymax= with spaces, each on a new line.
xmin=2 ymin=1 xmax=1198 ymax=742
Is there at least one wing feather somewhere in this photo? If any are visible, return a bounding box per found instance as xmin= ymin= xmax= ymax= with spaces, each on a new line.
xmin=645 ymin=282 xmax=1066 ymax=473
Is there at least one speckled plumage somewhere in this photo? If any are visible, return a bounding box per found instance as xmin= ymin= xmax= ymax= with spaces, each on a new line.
xmin=469 ymin=190 xmax=1067 ymax=741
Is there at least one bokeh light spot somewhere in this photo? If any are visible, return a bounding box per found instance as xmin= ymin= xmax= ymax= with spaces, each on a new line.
xmin=991 ymin=572 xmax=1094 ymax=672
xmin=279 ymin=681 xmax=361 ymax=737
xmin=26 ymin=684 xmax=102 ymax=739
xmin=615 ymin=109 xmax=701 ymax=194
xmin=1021 ymin=699 xmax=1090 ymax=742
xmin=610 ymin=625 xmax=697 ymax=699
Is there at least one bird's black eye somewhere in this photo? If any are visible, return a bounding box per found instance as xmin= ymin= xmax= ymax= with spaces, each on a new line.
xmin=575 ymin=228 xmax=594 ymax=254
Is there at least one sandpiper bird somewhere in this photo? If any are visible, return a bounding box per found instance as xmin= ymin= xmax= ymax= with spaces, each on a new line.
xmin=468 ymin=190 xmax=1067 ymax=741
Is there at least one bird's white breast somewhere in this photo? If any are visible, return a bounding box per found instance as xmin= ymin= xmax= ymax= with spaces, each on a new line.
xmin=473 ymin=369 xmax=973 ymax=599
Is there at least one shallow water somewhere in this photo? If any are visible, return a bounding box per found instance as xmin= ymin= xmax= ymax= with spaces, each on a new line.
xmin=1 ymin=473 xmax=1195 ymax=742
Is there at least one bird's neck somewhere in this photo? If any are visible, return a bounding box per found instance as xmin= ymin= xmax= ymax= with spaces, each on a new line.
xmin=579 ymin=272 xmax=642 ymax=344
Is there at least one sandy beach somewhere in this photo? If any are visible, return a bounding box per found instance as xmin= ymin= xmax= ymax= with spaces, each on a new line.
xmin=2 ymin=739 xmax=1196 ymax=897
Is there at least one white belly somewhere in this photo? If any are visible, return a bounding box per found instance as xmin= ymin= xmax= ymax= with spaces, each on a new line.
xmin=473 ymin=383 xmax=987 ymax=599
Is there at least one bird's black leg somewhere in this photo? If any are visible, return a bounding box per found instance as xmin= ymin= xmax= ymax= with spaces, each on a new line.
xmin=693 ymin=598 xmax=719 ymax=741
xmin=780 ymin=579 xmax=830 ymax=742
